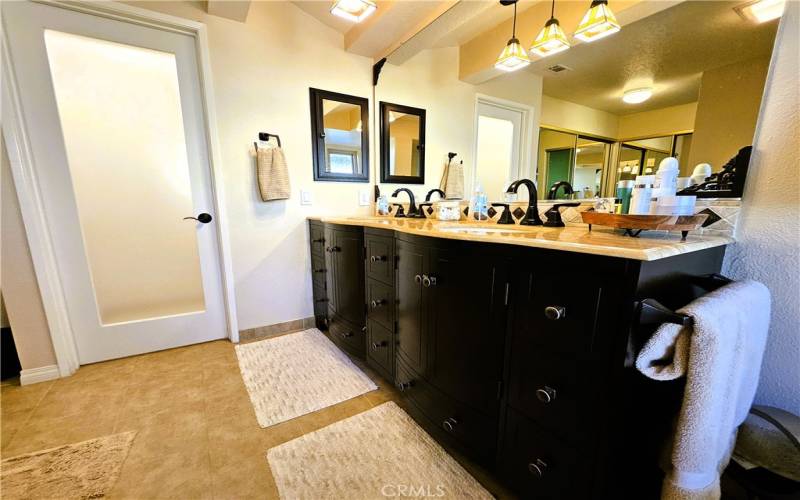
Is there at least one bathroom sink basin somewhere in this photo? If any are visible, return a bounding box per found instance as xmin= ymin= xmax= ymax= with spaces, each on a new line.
xmin=438 ymin=225 xmax=529 ymax=235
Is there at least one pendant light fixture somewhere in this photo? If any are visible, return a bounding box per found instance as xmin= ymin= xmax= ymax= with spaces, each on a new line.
xmin=495 ymin=0 xmax=530 ymax=72
xmin=574 ymin=0 xmax=621 ymax=43
xmin=530 ymin=0 xmax=571 ymax=58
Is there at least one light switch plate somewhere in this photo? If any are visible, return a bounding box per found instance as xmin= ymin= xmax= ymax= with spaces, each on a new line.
xmin=358 ymin=190 xmax=370 ymax=206
xmin=300 ymin=189 xmax=313 ymax=206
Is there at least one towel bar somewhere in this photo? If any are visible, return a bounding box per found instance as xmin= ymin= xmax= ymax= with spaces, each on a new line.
xmin=635 ymin=274 xmax=732 ymax=327
xmin=254 ymin=132 xmax=281 ymax=150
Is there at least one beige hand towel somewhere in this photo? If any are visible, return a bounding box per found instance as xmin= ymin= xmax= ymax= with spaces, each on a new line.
xmin=257 ymin=146 xmax=291 ymax=201
xmin=635 ymin=280 xmax=771 ymax=500
xmin=440 ymin=159 xmax=464 ymax=199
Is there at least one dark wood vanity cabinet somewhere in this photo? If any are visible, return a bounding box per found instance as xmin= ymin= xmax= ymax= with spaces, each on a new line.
xmin=395 ymin=234 xmax=510 ymax=464
xmin=308 ymin=220 xmax=726 ymax=498
xmin=322 ymin=223 xmax=366 ymax=359
xmin=308 ymin=220 xmax=329 ymax=330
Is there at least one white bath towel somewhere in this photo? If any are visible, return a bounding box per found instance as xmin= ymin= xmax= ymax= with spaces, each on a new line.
xmin=439 ymin=159 xmax=464 ymax=199
xmin=256 ymin=146 xmax=291 ymax=201
xmin=635 ymin=280 xmax=771 ymax=500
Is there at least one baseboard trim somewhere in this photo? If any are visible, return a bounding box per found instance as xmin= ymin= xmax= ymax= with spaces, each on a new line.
xmin=239 ymin=317 xmax=316 ymax=343
xmin=20 ymin=365 xmax=60 ymax=385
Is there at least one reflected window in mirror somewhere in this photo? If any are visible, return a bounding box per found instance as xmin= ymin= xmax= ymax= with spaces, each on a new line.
xmin=380 ymin=102 xmax=425 ymax=184
xmin=310 ymin=88 xmax=369 ymax=182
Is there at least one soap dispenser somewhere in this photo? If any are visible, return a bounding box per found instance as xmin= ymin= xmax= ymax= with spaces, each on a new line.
xmin=470 ymin=182 xmax=489 ymax=221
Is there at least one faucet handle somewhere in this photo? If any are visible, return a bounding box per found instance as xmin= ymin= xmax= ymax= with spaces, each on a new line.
xmin=490 ymin=203 xmax=514 ymax=225
xmin=392 ymin=203 xmax=406 ymax=218
xmin=543 ymin=203 xmax=581 ymax=228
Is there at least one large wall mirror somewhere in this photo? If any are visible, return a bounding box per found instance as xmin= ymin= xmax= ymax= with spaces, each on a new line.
xmin=309 ymin=88 xmax=369 ymax=182
xmin=372 ymin=0 xmax=779 ymax=201
xmin=380 ymin=102 xmax=426 ymax=184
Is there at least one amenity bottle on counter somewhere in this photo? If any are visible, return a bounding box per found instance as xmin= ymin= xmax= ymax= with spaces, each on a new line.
xmin=629 ymin=175 xmax=654 ymax=215
xmin=616 ymin=180 xmax=634 ymax=214
xmin=470 ymin=182 xmax=489 ymax=221
xmin=654 ymin=157 xmax=679 ymax=198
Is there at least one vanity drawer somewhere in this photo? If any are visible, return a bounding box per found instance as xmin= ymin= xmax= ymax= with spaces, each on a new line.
xmin=507 ymin=350 xmax=601 ymax=445
xmin=396 ymin=358 xmax=496 ymax=462
xmin=366 ymin=319 xmax=393 ymax=381
xmin=365 ymin=231 xmax=395 ymax=285
xmin=311 ymin=254 xmax=327 ymax=289
xmin=499 ymin=407 xmax=592 ymax=500
xmin=366 ymin=278 xmax=394 ymax=331
xmin=309 ymin=221 xmax=326 ymax=257
xmin=328 ymin=314 xmax=365 ymax=359
xmin=524 ymin=277 xmax=605 ymax=355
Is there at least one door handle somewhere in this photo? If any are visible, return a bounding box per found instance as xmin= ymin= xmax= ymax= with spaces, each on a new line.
xmin=183 ymin=213 xmax=213 ymax=224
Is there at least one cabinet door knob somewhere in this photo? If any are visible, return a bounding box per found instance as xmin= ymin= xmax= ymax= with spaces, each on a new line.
xmin=371 ymin=341 xmax=387 ymax=350
xmin=370 ymin=255 xmax=386 ymax=263
xmin=528 ymin=459 xmax=548 ymax=478
xmin=340 ymin=331 xmax=353 ymax=338
xmin=370 ymin=299 xmax=385 ymax=308
xmin=536 ymin=386 xmax=557 ymax=404
xmin=544 ymin=306 xmax=566 ymax=320
xmin=442 ymin=417 xmax=458 ymax=432
xmin=397 ymin=381 xmax=413 ymax=392
xmin=414 ymin=274 xmax=422 ymax=285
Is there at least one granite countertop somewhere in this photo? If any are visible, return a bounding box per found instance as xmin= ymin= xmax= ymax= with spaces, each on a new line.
xmin=308 ymin=216 xmax=733 ymax=261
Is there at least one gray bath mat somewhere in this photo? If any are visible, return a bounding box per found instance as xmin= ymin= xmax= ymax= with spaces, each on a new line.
xmin=235 ymin=328 xmax=377 ymax=428
xmin=267 ymin=402 xmax=492 ymax=499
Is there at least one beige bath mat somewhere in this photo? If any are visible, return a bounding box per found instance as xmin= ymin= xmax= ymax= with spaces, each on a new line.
xmin=0 ymin=431 xmax=136 ymax=499
xmin=235 ymin=328 xmax=377 ymax=428
xmin=267 ymin=402 xmax=492 ymax=499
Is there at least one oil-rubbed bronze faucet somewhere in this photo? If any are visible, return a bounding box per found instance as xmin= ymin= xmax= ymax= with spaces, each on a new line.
xmin=547 ymin=181 xmax=575 ymax=200
xmin=392 ymin=188 xmax=423 ymax=218
xmin=506 ymin=179 xmax=543 ymax=226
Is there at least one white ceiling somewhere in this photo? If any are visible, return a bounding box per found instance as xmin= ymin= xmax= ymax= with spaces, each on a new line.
xmin=532 ymin=1 xmax=779 ymax=115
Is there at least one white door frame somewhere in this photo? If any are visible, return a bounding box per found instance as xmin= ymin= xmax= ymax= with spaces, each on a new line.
xmin=1 ymin=0 xmax=239 ymax=378
xmin=470 ymin=93 xmax=536 ymax=194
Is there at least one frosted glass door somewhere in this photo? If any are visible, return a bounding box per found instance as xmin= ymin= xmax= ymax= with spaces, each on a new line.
xmin=4 ymin=0 xmax=227 ymax=363
xmin=44 ymin=30 xmax=205 ymax=325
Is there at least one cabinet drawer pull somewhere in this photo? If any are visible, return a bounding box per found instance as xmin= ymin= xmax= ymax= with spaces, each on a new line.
xmin=371 ymin=341 xmax=387 ymax=350
xmin=370 ymin=255 xmax=387 ymax=263
xmin=313 ymin=268 xmax=326 ymax=273
xmin=544 ymin=305 xmax=566 ymax=320
xmin=397 ymin=380 xmax=413 ymax=392
xmin=314 ymin=298 xmax=328 ymax=303
xmin=528 ymin=459 xmax=548 ymax=478
xmin=312 ymin=238 xmax=325 ymax=243
xmin=370 ymin=299 xmax=386 ymax=308
xmin=414 ymin=274 xmax=422 ymax=284
xmin=442 ymin=417 xmax=458 ymax=432
xmin=535 ymin=386 xmax=557 ymax=404
xmin=340 ymin=331 xmax=354 ymax=338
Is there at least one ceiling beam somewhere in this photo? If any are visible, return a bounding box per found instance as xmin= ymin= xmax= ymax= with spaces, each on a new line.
xmin=207 ymin=1 xmax=251 ymax=22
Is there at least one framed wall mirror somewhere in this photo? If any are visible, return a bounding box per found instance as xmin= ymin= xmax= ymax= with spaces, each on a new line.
xmin=380 ymin=102 xmax=426 ymax=184
xmin=310 ymin=88 xmax=369 ymax=182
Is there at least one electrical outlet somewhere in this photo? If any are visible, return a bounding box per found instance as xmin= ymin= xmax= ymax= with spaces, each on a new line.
xmin=358 ymin=190 xmax=370 ymax=206
xmin=300 ymin=189 xmax=313 ymax=206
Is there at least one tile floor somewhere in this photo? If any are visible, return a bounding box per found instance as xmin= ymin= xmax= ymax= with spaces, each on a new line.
xmin=0 ymin=334 xmax=512 ymax=499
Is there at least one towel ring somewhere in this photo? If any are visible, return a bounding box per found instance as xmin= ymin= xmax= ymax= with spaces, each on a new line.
xmin=254 ymin=132 xmax=281 ymax=151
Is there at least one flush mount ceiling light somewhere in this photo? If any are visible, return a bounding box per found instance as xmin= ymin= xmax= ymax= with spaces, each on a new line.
xmin=574 ymin=0 xmax=621 ymax=43
xmin=734 ymin=0 xmax=785 ymax=23
xmin=330 ymin=0 xmax=377 ymax=23
xmin=495 ymin=0 xmax=531 ymax=72
xmin=622 ymin=88 xmax=653 ymax=104
xmin=530 ymin=0 xmax=571 ymax=57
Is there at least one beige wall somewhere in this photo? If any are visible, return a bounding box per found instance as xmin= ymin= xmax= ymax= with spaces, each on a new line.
xmin=617 ymin=102 xmax=697 ymax=139
xmin=540 ymin=95 xmax=619 ymax=138
xmin=688 ymin=56 xmax=770 ymax=171
xmin=1 ymin=138 xmax=58 ymax=370
xmin=723 ymin=3 xmax=800 ymax=414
